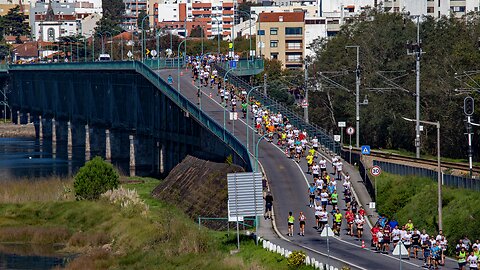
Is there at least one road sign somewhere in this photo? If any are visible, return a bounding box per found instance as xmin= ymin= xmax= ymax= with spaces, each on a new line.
xmin=227 ymin=202 xmax=244 ymax=222
xmin=334 ymin=135 xmax=341 ymax=142
xmin=346 ymin=126 xmax=355 ymax=135
xmin=229 ymin=60 xmax=237 ymax=69
xmin=370 ymin=165 xmax=381 ymax=177
xmin=151 ymin=49 xmax=157 ymax=57
xmin=229 ymin=112 xmax=238 ymax=120
xmin=392 ymin=241 xmax=409 ymax=256
xmin=127 ymin=50 xmax=133 ymax=58
xmin=301 ymin=99 xmax=308 ymax=108
xmin=361 ymin=145 xmax=371 ymax=155
xmin=320 ymin=225 xmax=334 ymax=237
xmin=227 ymin=172 xmax=263 ymax=217
xmin=145 ymin=48 xmax=150 ymax=56
xmin=338 ymin=121 xmax=346 ymax=128
xmin=369 ymin=202 xmax=376 ymax=209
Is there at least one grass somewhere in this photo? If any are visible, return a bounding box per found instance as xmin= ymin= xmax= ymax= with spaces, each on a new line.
xmin=376 ymin=172 xmax=480 ymax=254
xmin=0 ymin=177 xmax=314 ymax=270
xmin=0 ymin=176 xmax=74 ymax=203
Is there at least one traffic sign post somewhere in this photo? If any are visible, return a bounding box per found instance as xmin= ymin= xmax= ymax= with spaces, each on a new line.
xmin=338 ymin=121 xmax=346 ymax=145
xmin=346 ymin=127 xmax=355 ymax=164
xmin=230 ymin=112 xmax=238 ymax=136
xmin=320 ymin=224 xmax=334 ymax=267
xmin=392 ymin=241 xmax=409 ymax=270
xmin=361 ymin=145 xmax=371 ymax=155
xmin=370 ymin=165 xmax=381 ymax=206
xmin=301 ymin=99 xmax=308 ymax=108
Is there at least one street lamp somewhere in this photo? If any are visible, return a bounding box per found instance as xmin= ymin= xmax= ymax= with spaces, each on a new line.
xmin=246 ymin=86 xmax=262 ymax=152
xmin=111 ymin=29 xmax=124 ymax=60
xmin=103 ymin=31 xmax=113 ymax=58
xmin=236 ymin=10 xmax=253 ymax=62
xmin=254 ymin=133 xmax=268 ymax=172
xmin=141 ymin=14 xmax=156 ymax=62
xmin=346 ymin=45 xmax=361 ymax=147
xmin=402 ymin=116 xmax=442 ymax=231
xmin=177 ymin=39 xmax=188 ymax=94
xmin=223 ymin=67 xmax=235 ymax=140
xmin=212 ymin=16 xmax=221 ymax=55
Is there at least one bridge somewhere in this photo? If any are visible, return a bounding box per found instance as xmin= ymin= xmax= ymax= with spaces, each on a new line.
xmin=5 ymin=60 xmax=456 ymax=269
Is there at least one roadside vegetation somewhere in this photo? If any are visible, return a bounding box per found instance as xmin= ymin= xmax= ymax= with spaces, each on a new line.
xmin=376 ymin=172 xmax=480 ymax=254
xmin=0 ymin=158 xmax=313 ymax=269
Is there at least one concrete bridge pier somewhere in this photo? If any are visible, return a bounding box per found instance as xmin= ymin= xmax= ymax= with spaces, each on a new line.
xmin=129 ymin=135 xmax=135 ymax=177
xmin=105 ymin=129 xmax=111 ymax=162
xmin=85 ymin=124 xmax=90 ymax=161
xmin=33 ymin=114 xmax=43 ymax=140
xmin=89 ymin=127 xmax=105 ymax=160
xmin=110 ymin=130 xmax=130 ymax=173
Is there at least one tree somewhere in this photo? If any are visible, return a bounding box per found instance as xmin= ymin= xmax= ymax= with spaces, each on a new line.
xmin=137 ymin=10 xmax=148 ymax=31
xmin=237 ymin=1 xmax=261 ymax=21
xmin=95 ymin=0 xmax=124 ymax=34
xmin=73 ymin=156 xmax=120 ymax=200
xmin=189 ymin=25 xmax=203 ymax=37
xmin=1 ymin=6 xmax=29 ymax=43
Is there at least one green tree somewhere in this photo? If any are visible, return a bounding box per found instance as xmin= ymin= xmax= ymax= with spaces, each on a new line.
xmin=95 ymin=0 xmax=124 ymax=34
xmin=1 ymin=6 xmax=29 ymax=43
xmin=137 ymin=10 xmax=149 ymax=31
xmin=73 ymin=156 xmax=120 ymax=200
xmin=189 ymin=25 xmax=203 ymax=37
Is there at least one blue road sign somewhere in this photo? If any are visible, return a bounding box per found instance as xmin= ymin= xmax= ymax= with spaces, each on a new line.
xmin=361 ymin=145 xmax=371 ymax=155
xmin=229 ymin=60 xmax=237 ymax=69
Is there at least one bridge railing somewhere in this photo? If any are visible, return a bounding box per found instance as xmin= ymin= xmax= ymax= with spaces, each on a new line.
xmin=143 ymin=58 xmax=184 ymax=70
xmin=133 ymin=61 xmax=253 ymax=171
xmin=215 ymin=64 xmax=340 ymax=154
xmin=9 ymin=61 xmax=253 ymax=171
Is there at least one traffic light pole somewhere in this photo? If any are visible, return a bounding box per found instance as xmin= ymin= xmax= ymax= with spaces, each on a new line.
xmin=467 ymin=115 xmax=473 ymax=178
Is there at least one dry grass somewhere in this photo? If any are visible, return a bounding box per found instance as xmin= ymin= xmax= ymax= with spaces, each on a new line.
xmin=0 ymin=226 xmax=70 ymax=244
xmin=62 ymin=248 xmax=112 ymax=270
xmin=0 ymin=176 xmax=74 ymax=203
xmin=68 ymin=232 xmax=110 ymax=247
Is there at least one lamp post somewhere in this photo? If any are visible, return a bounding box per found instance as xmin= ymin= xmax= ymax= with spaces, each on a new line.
xmin=97 ymin=32 xmax=105 ymax=54
xmin=177 ymin=39 xmax=187 ymax=94
xmin=254 ymin=133 xmax=268 ymax=172
xmin=246 ymin=86 xmax=262 ymax=152
xmin=346 ymin=45 xmax=360 ymax=147
xmin=141 ymin=14 xmax=155 ymax=62
xmin=236 ymin=10 xmax=253 ymax=61
xmin=402 ymin=117 xmax=442 ymax=231
xmin=212 ymin=16 xmax=221 ymax=55
xmin=223 ymin=67 xmax=235 ymax=140
xmin=103 ymin=31 xmax=113 ymax=58
xmin=111 ymin=29 xmax=124 ymax=60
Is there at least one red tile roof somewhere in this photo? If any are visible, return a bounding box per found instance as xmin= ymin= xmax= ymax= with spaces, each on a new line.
xmin=258 ymin=12 xmax=305 ymax=23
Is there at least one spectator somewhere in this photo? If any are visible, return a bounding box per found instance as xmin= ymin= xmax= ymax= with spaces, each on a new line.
xmin=388 ymin=218 xmax=398 ymax=229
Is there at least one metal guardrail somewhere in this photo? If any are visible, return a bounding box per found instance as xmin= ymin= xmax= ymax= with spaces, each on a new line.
xmin=216 ymin=59 xmax=264 ymax=76
xmin=9 ymin=61 xmax=253 ymax=172
xmin=373 ymin=160 xmax=480 ymax=191
xmin=143 ymin=58 xmax=183 ymax=70
xmin=197 ymin=216 xmax=256 ymax=230
xmin=215 ymin=64 xmax=340 ymax=154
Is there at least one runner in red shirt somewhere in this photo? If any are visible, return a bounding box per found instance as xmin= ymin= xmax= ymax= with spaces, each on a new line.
xmin=358 ymin=206 xmax=366 ymax=217
xmin=345 ymin=208 xmax=355 ymax=236
xmin=371 ymin=224 xmax=381 ymax=250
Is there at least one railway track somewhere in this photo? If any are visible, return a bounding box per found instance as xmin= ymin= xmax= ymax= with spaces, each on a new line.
xmin=345 ymin=147 xmax=480 ymax=174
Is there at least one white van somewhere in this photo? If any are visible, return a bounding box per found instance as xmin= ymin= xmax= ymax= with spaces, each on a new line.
xmin=98 ymin=54 xmax=111 ymax=61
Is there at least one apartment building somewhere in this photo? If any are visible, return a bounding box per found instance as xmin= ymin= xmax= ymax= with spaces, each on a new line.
xmin=256 ymin=12 xmax=304 ymax=69
xmin=383 ymin=0 xmax=480 ymax=18
xmin=154 ymin=0 xmax=237 ymax=39
xmin=123 ymin=0 xmax=148 ymax=31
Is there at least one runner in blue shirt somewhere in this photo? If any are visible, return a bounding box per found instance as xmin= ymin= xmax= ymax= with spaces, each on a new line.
xmin=430 ymin=242 xmax=442 ymax=269
xmin=308 ymin=183 xmax=316 ymax=208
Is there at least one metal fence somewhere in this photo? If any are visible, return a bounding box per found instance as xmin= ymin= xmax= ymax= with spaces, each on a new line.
xmin=143 ymin=58 xmax=183 ymax=69
xmin=215 ymin=64 xmax=340 ymax=154
xmin=373 ymin=160 xmax=480 ymax=191
xmin=197 ymin=217 xmax=256 ymax=231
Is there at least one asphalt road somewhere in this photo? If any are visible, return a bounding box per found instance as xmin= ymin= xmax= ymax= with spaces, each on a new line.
xmin=157 ymin=68 xmax=457 ymax=270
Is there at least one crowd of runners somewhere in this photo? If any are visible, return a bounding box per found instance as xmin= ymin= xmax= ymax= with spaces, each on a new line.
xmin=184 ymin=54 xmax=479 ymax=270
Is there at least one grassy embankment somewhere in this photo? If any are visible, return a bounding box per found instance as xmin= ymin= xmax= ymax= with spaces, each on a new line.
xmin=0 ymin=177 xmax=313 ymax=270
xmin=375 ymin=172 xmax=480 ymax=254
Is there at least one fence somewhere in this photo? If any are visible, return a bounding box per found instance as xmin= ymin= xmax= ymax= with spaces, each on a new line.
xmin=197 ymin=217 xmax=256 ymax=231
xmin=143 ymin=58 xmax=183 ymax=69
xmin=340 ymin=149 xmax=375 ymax=200
xmin=215 ymin=64 xmax=340 ymax=154
xmin=373 ymin=160 xmax=480 ymax=191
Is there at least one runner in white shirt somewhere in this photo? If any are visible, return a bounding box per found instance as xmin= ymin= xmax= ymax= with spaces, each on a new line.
xmin=468 ymin=253 xmax=478 ymax=269
xmin=319 ymin=158 xmax=327 ymax=174
xmin=355 ymin=215 xmax=365 ymax=239
xmin=332 ymin=156 xmax=338 ymax=172
xmin=392 ymin=226 xmax=401 ymax=247
xmin=336 ymin=159 xmax=343 ymax=180
xmin=319 ymin=208 xmax=329 ymax=231
xmin=314 ymin=204 xmax=322 ymax=229
xmin=343 ymin=179 xmax=351 ymax=191
xmin=311 ymin=136 xmax=319 ymax=150
xmin=320 ymin=189 xmax=329 ymax=209
xmin=403 ymin=231 xmax=412 ymax=254
xmin=312 ymin=163 xmax=320 ymax=179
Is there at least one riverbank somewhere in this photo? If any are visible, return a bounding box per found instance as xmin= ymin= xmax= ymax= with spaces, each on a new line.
xmin=0 ymin=122 xmax=35 ymax=138
xmin=0 ymin=177 xmax=312 ymax=270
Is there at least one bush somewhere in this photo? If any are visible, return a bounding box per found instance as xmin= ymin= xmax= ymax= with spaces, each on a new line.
xmin=286 ymin=250 xmax=306 ymax=268
xmin=74 ymin=157 xmax=119 ymax=200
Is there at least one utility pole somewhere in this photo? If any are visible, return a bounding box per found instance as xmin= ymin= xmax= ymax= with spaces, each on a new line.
xmin=304 ymin=60 xmax=309 ymax=123
xmin=407 ymin=16 xmax=424 ymax=158
xmin=346 ymin=45 xmax=361 ymax=147
xmin=464 ymin=96 xmax=475 ymax=178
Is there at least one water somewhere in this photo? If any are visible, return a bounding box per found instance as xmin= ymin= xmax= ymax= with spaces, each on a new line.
xmin=0 ymin=138 xmax=85 ymax=179
xmin=0 ymin=138 xmax=82 ymax=269
xmin=0 ymin=244 xmax=72 ymax=270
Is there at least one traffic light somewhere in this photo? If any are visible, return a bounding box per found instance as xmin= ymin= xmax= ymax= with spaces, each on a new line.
xmin=464 ymin=96 xmax=475 ymax=116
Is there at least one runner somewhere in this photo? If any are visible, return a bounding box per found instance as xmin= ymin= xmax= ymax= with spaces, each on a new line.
xmin=308 ymin=183 xmax=316 ymax=208
xmin=431 ymin=242 xmax=442 ymax=269
xmin=330 ymin=190 xmax=339 ymax=209
xmin=335 ymin=158 xmax=343 ymax=180
xmin=468 ymin=251 xmax=479 ymax=270
xmin=459 ymin=246 xmax=468 ymax=270
xmin=287 ymin=211 xmax=295 ymax=237
xmin=355 ymin=214 xmax=365 ymax=239
xmin=371 ymin=224 xmax=381 ymax=250
xmin=264 ymin=192 xmax=273 ymax=220
xmin=411 ymin=228 xmax=421 ymax=259
xmin=319 ymin=157 xmax=327 ymax=175
xmin=298 ymin=211 xmax=306 ymax=236
xmin=319 ymin=206 xmax=328 ymax=231
xmin=403 ymin=229 xmax=412 ymax=256
xmin=382 ymin=225 xmax=391 ymax=253
xmin=306 ymin=153 xmax=314 ymax=174
xmin=314 ymin=203 xmax=322 ymax=229
xmin=345 ymin=208 xmax=355 ymax=236
xmin=333 ymin=209 xmax=342 ymax=236
xmin=392 ymin=225 xmax=401 ymax=248
xmin=312 ymin=162 xmax=320 ymax=180
xmin=423 ymin=236 xmax=432 ymax=268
